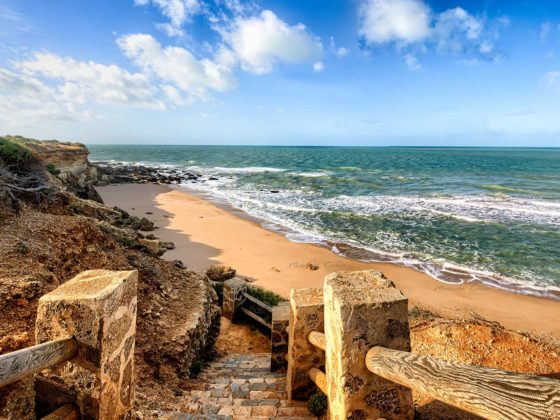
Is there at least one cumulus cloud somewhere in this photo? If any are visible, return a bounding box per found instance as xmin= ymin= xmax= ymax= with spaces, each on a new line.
xmin=313 ymin=61 xmax=324 ymax=72
xmin=117 ymin=33 xmax=236 ymax=99
xmin=224 ymin=10 xmax=323 ymax=75
xmin=133 ymin=0 xmax=202 ymax=36
xmin=359 ymin=0 xmax=430 ymax=44
xmin=14 ymin=52 xmax=163 ymax=108
xmin=336 ymin=47 xmax=349 ymax=57
xmin=359 ymin=0 xmax=503 ymax=68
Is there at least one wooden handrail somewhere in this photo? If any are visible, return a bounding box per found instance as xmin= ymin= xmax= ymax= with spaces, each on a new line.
xmin=307 ymin=331 xmax=326 ymax=351
xmin=41 ymin=404 xmax=79 ymax=420
xmin=239 ymin=307 xmax=272 ymax=329
xmin=241 ymin=291 xmax=273 ymax=313
xmin=365 ymin=346 xmax=560 ymax=419
xmin=0 ymin=337 xmax=78 ymax=388
xmin=308 ymin=367 xmax=327 ymax=395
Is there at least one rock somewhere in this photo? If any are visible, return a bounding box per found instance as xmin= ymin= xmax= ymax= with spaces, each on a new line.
xmin=139 ymin=217 xmax=154 ymax=231
xmin=173 ymin=260 xmax=185 ymax=269
xmin=306 ymin=263 xmax=319 ymax=271
xmin=206 ymin=264 xmax=236 ymax=282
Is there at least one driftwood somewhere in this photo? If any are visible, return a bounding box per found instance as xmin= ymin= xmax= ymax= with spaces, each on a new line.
xmin=365 ymin=346 xmax=560 ymax=419
xmin=0 ymin=338 xmax=78 ymax=387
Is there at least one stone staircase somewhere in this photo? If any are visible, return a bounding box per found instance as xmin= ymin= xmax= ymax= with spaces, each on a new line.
xmin=165 ymin=353 xmax=319 ymax=420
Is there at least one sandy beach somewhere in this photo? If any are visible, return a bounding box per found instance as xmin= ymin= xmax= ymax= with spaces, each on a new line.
xmin=97 ymin=183 xmax=560 ymax=338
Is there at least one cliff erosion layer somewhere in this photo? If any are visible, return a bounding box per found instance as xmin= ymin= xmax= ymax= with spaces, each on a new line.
xmin=0 ymin=136 xmax=220 ymax=418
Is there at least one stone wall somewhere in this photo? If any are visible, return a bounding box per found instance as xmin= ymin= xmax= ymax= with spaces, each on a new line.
xmin=271 ymin=302 xmax=290 ymax=372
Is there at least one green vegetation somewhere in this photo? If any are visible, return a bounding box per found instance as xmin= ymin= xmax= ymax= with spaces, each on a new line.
xmin=246 ymin=285 xmax=287 ymax=307
xmin=0 ymin=137 xmax=34 ymax=169
xmin=69 ymin=202 xmax=83 ymax=213
xmin=46 ymin=163 xmax=60 ymax=175
xmin=308 ymin=391 xmax=327 ymax=416
xmin=14 ymin=241 xmax=29 ymax=255
xmin=189 ymin=360 xmax=204 ymax=378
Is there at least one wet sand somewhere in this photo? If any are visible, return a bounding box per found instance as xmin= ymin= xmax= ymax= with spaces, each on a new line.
xmin=97 ymin=183 xmax=560 ymax=338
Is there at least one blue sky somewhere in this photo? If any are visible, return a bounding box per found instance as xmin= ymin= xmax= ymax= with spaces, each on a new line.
xmin=1 ymin=0 xmax=560 ymax=146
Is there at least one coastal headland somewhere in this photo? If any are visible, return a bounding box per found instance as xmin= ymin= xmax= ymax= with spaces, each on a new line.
xmin=98 ymin=183 xmax=560 ymax=339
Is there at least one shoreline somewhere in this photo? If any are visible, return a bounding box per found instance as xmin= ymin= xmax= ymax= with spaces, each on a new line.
xmin=97 ymin=183 xmax=560 ymax=339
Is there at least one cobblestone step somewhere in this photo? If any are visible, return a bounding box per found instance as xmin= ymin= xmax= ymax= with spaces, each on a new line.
xmin=167 ymin=353 xmax=318 ymax=420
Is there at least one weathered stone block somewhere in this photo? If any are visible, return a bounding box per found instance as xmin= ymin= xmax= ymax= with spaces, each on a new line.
xmin=286 ymin=287 xmax=324 ymax=400
xmin=36 ymin=270 xmax=137 ymax=419
xmin=324 ymin=270 xmax=413 ymax=420
xmin=222 ymin=277 xmax=248 ymax=321
xmin=271 ymin=302 xmax=290 ymax=372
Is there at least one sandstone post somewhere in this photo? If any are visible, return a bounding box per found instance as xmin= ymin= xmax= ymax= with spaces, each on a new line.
xmin=286 ymin=287 xmax=324 ymax=400
xmin=270 ymin=302 xmax=290 ymax=372
xmin=323 ymin=270 xmax=414 ymax=420
xmin=222 ymin=277 xmax=248 ymax=321
xmin=35 ymin=270 xmax=137 ymax=419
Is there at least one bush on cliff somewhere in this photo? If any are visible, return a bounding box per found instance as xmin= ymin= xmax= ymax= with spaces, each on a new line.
xmin=0 ymin=137 xmax=35 ymax=171
xmin=246 ymin=285 xmax=287 ymax=307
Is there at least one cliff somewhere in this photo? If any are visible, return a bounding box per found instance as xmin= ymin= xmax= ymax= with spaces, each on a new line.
xmin=0 ymin=136 xmax=221 ymax=418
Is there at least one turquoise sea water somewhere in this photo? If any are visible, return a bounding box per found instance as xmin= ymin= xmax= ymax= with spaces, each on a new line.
xmin=89 ymin=145 xmax=560 ymax=299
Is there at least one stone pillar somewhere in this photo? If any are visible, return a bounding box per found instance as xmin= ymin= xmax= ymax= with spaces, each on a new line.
xmin=323 ymin=270 xmax=414 ymax=420
xmin=286 ymin=287 xmax=324 ymax=400
xmin=222 ymin=277 xmax=247 ymax=321
xmin=270 ymin=302 xmax=289 ymax=372
xmin=35 ymin=270 xmax=137 ymax=419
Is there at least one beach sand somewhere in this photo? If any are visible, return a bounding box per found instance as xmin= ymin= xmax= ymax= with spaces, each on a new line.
xmin=98 ymin=183 xmax=560 ymax=339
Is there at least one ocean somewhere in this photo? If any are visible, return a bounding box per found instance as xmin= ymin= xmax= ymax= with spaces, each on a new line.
xmin=88 ymin=145 xmax=560 ymax=299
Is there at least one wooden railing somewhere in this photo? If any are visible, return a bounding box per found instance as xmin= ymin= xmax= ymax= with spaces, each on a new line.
xmin=307 ymin=331 xmax=327 ymax=394
xmin=285 ymin=271 xmax=560 ymax=419
xmin=239 ymin=291 xmax=272 ymax=329
xmin=0 ymin=337 xmax=77 ymax=388
xmin=366 ymin=346 xmax=560 ymax=420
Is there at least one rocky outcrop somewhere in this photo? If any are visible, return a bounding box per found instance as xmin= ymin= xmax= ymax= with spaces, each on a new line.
xmin=1 ymin=136 xmax=102 ymax=202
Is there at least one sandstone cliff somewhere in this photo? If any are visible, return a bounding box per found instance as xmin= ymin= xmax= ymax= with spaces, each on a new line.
xmin=0 ymin=136 xmax=221 ymax=418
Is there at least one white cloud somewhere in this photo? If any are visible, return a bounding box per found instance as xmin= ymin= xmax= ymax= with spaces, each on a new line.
xmin=225 ymin=10 xmax=323 ymax=75
xmin=14 ymin=51 xmax=163 ymax=108
xmin=133 ymin=0 xmax=202 ymax=36
xmin=359 ymin=0 xmax=431 ymax=44
xmin=404 ymin=53 xmax=421 ymax=71
xmin=544 ymin=71 xmax=560 ymax=86
xmin=313 ymin=61 xmax=324 ymax=72
xmin=359 ymin=0 xmax=502 ymax=68
xmin=336 ymin=47 xmax=349 ymax=57
xmin=118 ymin=33 xmax=236 ymax=99
xmin=0 ymin=69 xmax=95 ymax=122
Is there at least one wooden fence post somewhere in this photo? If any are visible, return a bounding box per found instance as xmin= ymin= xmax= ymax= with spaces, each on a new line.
xmin=286 ymin=287 xmax=324 ymax=400
xmin=323 ymin=270 xmax=414 ymax=420
xmin=271 ymin=302 xmax=290 ymax=372
xmin=35 ymin=270 xmax=137 ymax=419
xmin=222 ymin=277 xmax=247 ymax=321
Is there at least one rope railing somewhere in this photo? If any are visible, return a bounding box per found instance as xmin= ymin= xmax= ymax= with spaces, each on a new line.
xmin=365 ymin=346 xmax=560 ymax=419
xmin=0 ymin=337 xmax=77 ymax=388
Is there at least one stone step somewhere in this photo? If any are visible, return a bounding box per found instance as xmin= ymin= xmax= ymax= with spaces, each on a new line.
xmin=166 ymin=353 xmax=319 ymax=419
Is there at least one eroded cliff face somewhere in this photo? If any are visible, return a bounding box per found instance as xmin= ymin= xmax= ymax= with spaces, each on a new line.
xmin=1 ymin=135 xmax=102 ymax=202
xmin=0 ymin=137 xmax=221 ymax=418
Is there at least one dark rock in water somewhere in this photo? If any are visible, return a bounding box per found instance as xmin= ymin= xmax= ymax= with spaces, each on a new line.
xmin=146 ymin=211 xmax=153 ymax=214
xmin=139 ymin=217 xmax=154 ymax=231
xmin=206 ymin=265 xmax=236 ymax=282
xmin=209 ymin=177 xmax=219 ymax=181
xmin=161 ymin=241 xmax=175 ymax=250
xmin=145 ymin=233 xmax=156 ymax=240
xmin=173 ymin=260 xmax=185 ymax=269
xmin=270 ymin=190 xmax=280 ymax=193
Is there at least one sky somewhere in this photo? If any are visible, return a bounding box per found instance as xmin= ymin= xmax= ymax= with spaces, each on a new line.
xmin=1 ymin=0 xmax=560 ymax=146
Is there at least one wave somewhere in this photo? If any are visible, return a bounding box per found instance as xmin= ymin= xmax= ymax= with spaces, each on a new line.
xmin=211 ymin=166 xmax=286 ymax=174
xmin=290 ymin=171 xmax=333 ymax=177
